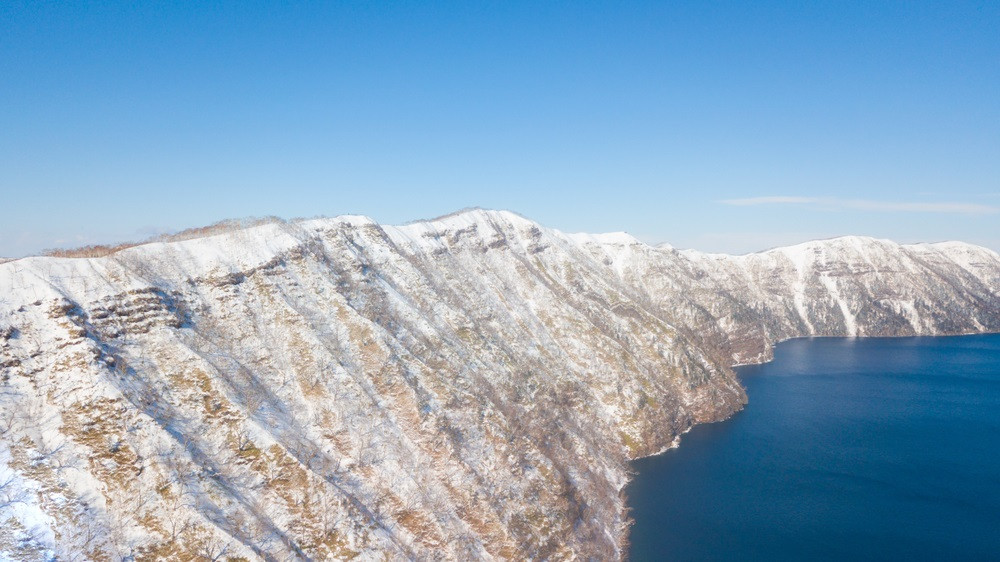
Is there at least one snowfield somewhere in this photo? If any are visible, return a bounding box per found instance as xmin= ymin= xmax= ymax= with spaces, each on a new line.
xmin=1 ymin=209 xmax=998 ymax=560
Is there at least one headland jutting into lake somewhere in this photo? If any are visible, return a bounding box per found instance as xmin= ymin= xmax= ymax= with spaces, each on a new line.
xmin=628 ymin=334 xmax=1000 ymax=561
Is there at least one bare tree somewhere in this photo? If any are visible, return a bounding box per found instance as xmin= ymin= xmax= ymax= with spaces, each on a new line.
xmin=0 ymin=474 xmax=28 ymax=510
xmin=0 ymin=401 xmax=23 ymax=436
xmin=197 ymin=535 xmax=230 ymax=562
xmin=311 ymin=486 xmax=345 ymax=537
xmin=163 ymin=494 xmax=193 ymax=542
xmin=234 ymin=428 xmax=255 ymax=453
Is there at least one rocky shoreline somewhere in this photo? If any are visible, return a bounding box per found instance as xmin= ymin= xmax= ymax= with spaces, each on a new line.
xmin=1 ymin=210 xmax=997 ymax=560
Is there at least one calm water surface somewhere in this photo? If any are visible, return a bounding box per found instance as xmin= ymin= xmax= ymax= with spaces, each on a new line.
xmin=627 ymin=335 xmax=1000 ymax=561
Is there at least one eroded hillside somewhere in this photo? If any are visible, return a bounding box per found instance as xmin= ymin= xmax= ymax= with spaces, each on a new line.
xmin=1 ymin=210 xmax=997 ymax=560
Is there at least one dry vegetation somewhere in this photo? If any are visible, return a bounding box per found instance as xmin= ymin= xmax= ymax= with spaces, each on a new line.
xmin=3 ymin=209 xmax=997 ymax=560
xmin=41 ymin=217 xmax=285 ymax=259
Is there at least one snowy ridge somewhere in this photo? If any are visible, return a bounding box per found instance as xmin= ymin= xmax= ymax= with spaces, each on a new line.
xmin=1 ymin=210 xmax=998 ymax=560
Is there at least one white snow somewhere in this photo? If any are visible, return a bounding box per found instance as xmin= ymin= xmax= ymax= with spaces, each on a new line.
xmin=0 ymin=208 xmax=996 ymax=560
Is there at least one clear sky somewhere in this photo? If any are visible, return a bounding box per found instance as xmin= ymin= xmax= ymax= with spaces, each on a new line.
xmin=2 ymin=1 xmax=998 ymax=257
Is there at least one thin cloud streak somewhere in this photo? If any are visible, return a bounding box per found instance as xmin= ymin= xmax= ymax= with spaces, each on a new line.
xmin=720 ymin=196 xmax=1000 ymax=215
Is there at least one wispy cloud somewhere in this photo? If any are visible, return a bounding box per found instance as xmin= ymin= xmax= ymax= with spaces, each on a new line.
xmin=720 ymin=196 xmax=1000 ymax=215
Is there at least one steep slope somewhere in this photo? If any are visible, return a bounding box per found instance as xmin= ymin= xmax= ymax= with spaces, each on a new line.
xmin=678 ymin=236 xmax=1000 ymax=361
xmin=1 ymin=210 xmax=997 ymax=560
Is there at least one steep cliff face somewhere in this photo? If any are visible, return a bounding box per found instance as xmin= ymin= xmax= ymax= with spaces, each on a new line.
xmin=1 ymin=209 xmax=997 ymax=560
xmin=607 ymin=235 xmax=1000 ymax=365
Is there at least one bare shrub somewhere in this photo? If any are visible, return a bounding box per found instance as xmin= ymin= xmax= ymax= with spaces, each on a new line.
xmin=43 ymin=243 xmax=142 ymax=259
xmin=38 ymin=216 xmax=286 ymax=259
xmin=156 ymin=216 xmax=284 ymax=244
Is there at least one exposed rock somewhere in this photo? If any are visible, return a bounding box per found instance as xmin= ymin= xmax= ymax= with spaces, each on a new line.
xmin=0 ymin=210 xmax=996 ymax=560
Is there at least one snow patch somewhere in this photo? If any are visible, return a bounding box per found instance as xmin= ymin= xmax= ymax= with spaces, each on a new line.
xmin=818 ymin=275 xmax=858 ymax=336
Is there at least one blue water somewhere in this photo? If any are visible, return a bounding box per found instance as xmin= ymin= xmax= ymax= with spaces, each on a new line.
xmin=627 ymin=335 xmax=1000 ymax=561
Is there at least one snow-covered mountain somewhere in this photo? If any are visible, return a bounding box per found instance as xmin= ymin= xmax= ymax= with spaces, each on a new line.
xmin=1 ymin=209 xmax=997 ymax=560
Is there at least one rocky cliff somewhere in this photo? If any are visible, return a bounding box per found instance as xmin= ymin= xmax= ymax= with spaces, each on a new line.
xmin=1 ymin=209 xmax=997 ymax=560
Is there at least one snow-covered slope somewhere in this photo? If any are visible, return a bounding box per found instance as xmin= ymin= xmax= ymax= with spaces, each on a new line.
xmin=1 ymin=209 xmax=997 ymax=560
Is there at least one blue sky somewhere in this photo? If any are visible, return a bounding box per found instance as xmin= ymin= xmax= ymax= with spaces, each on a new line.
xmin=1 ymin=1 xmax=997 ymax=256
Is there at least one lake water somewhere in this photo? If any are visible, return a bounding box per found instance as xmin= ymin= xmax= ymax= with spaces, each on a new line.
xmin=627 ymin=335 xmax=1000 ymax=561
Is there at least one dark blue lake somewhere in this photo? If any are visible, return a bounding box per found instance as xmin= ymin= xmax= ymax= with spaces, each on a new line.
xmin=627 ymin=335 xmax=1000 ymax=561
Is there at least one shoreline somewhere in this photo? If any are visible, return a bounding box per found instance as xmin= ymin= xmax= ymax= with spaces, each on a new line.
xmin=621 ymin=330 xmax=1000 ymax=560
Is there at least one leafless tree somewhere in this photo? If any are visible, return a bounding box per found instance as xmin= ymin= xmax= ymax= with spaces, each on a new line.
xmin=108 ymin=491 xmax=151 ymax=560
xmin=163 ymin=494 xmax=193 ymax=542
xmin=234 ymin=428 xmax=255 ymax=453
xmin=0 ymin=400 xmax=23 ymax=436
xmin=33 ymin=432 xmax=65 ymax=464
xmin=197 ymin=535 xmax=230 ymax=562
xmin=0 ymin=474 xmax=28 ymax=510
xmin=315 ymin=488 xmax=345 ymax=536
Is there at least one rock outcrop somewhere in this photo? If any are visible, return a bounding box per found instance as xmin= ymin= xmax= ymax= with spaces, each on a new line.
xmin=1 ymin=209 xmax=997 ymax=560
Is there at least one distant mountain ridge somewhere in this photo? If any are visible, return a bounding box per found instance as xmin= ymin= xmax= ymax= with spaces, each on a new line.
xmin=1 ymin=209 xmax=997 ymax=560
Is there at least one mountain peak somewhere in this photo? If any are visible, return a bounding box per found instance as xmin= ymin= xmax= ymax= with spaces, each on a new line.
xmin=562 ymin=231 xmax=644 ymax=246
xmin=0 ymin=209 xmax=997 ymax=560
xmin=402 ymin=207 xmax=535 ymax=230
